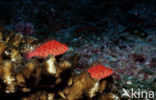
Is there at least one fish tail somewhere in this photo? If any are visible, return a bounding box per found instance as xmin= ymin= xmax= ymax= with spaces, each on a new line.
xmin=24 ymin=52 xmax=33 ymax=60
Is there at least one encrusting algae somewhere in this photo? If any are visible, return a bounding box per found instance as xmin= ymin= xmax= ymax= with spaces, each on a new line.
xmin=0 ymin=30 xmax=117 ymax=100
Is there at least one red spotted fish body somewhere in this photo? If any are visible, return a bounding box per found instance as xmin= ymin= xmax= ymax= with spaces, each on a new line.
xmin=25 ymin=40 xmax=68 ymax=59
xmin=87 ymin=65 xmax=114 ymax=80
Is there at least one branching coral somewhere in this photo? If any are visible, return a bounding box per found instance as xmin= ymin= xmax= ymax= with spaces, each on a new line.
xmin=0 ymin=41 xmax=6 ymax=61
xmin=1 ymin=61 xmax=16 ymax=93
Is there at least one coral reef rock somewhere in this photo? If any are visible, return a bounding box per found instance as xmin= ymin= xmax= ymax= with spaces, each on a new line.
xmin=0 ymin=31 xmax=115 ymax=100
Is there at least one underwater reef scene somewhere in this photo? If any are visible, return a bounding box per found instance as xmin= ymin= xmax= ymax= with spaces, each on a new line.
xmin=0 ymin=0 xmax=156 ymax=100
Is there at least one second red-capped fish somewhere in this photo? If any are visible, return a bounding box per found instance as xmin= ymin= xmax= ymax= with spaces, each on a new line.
xmin=87 ymin=65 xmax=114 ymax=80
xmin=25 ymin=40 xmax=68 ymax=59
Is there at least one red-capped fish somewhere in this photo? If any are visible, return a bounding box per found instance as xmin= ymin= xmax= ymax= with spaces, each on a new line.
xmin=87 ymin=65 xmax=114 ymax=80
xmin=25 ymin=40 xmax=68 ymax=59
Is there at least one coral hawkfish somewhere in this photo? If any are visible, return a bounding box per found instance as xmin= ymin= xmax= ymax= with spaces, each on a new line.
xmin=25 ymin=40 xmax=68 ymax=59
xmin=88 ymin=65 xmax=114 ymax=80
